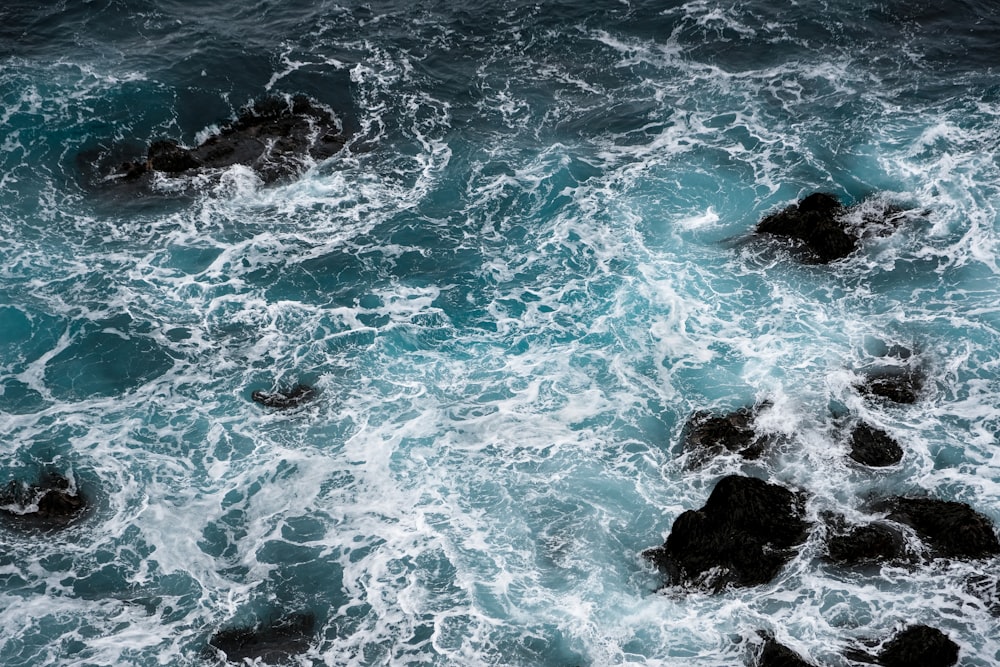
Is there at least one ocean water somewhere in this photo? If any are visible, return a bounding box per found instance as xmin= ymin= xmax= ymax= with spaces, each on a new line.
xmin=2 ymin=0 xmax=1000 ymax=664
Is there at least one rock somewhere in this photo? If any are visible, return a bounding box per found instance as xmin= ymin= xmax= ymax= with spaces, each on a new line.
xmin=644 ymin=475 xmax=811 ymax=590
xmin=0 ymin=472 xmax=86 ymax=530
xmin=877 ymin=497 xmax=1000 ymax=559
xmin=251 ymin=384 xmax=316 ymax=409
xmin=757 ymin=192 xmax=857 ymax=263
xmin=115 ymin=95 xmax=345 ymax=185
xmin=209 ymin=612 xmax=315 ymax=664
xmin=681 ymin=403 xmax=771 ymax=468
xmin=848 ymin=423 xmax=903 ymax=467
xmin=876 ymin=625 xmax=958 ymax=667
xmin=825 ymin=521 xmax=909 ymax=566
xmin=855 ymin=369 xmax=923 ymax=404
xmin=757 ymin=635 xmax=816 ymax=667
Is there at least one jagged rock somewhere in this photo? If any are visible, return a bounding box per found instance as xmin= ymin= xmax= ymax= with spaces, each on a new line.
xmin=681 ymin=403 xmax=772 ymax=468
xmin=876 ymin=625 xmax=958 ymax=667
xmin=757 ymin=192 xmax=857 ymax=262
xmin=848 ymin=423 xmax=903 ymax=467
xmin=208 ymin=613 xmax=315 ymax=664
xmin=876 ymin=497 xmax=1000 ymax=559
xmin=644 ymin=475 xmax=811 ymax=590
xmin=825 ymin=521 xmax=909 ymax=566
xmin=757 ymin=635 xmax=816 ymax=667
xmin=855 ymin=369 xmax=922 ymax=404
xmin=251 ymin=384 xmax=316 ymax=409
xmin=114 ymin=95 xmax=345 ymax=185
xmin=0 ymin=472 xmax=86 ymax=530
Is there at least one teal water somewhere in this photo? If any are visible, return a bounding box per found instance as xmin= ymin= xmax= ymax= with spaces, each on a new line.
xmin=2 ymin=1 xmax=1000 ymax=665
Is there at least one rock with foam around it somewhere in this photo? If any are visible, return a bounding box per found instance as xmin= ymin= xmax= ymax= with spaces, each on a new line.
xmin=208 ymin=613 xmax=316 ymax=664
xmin=0 ymin=472 xmax=86 ymax=531
xmin=876 ymin=497 xmax=1000 ymax=559
xmin=251 ymin=384 xmax=316 ymax=410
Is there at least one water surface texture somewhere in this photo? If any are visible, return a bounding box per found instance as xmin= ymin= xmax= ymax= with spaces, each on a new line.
xmin=2 ymin=1 xmax=1000 ymax=665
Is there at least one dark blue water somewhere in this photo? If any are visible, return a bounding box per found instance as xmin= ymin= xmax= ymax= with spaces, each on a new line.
xmin=2 ymin=1 xmax=1000 ymax=664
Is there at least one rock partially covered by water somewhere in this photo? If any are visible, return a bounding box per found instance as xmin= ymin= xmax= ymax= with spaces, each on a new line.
xmin=115 ymin=95 xmax=345 ymax=185
xmin=856 ymin=368 xmax=923 ymax=404
xmin=877 ymin=497 xmax=1000 ymax=559
xmin=681 ymin=403 xmax=772 ymax=468
xmin=0 ymin=472 xmax=86 ymax=530
xmin=645 ymin=475 xmax=811 ymax=590
xmin=208 ymin=612 xmax=315 ymax=664
xmin=756 ymin=635 xmax=816 ymax=667
xmin=848 ymin=423 xmax=903 ymax=467
xmin=875 ymin=625 xmax=959 ymax=667
xmin=252 ymin=383 xmax=316 ymax=409
xmin=757 ymin=192 xmax=856 ymax=262
xmin=825 ymin=520 xmax=909 ymax=567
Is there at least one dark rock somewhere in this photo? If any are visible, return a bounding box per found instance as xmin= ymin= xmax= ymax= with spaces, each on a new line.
xmin=877 ymin=625 xmax=958 ymax=667
xmin=0 ymin=472 xmax=86 ymax=530
xmin=849 ymin=423 xmax=903 ymax=467
xmin=251 ymin=384 xmax=316 ymax=409
xmin=209 ymin=612 xmax=315 ymax=664
xmin=825 ymin=522 xmax=909 ymax=566
xmin=757 ymin=635 xmax=816 ymax=667
xmin=681 ymin=403 xmax=771 ymax=468
xmin=757 ymin=192 xmax=858 ymax=263
xmin=114 ymin=95 xmax=345 ymax=185
xmin=855 ymin=369 xmax=923 ymax=404
xmin=877 ymin=497 xmax=1000 ymax=559
xmin=644 ymin=475 xmax=811 ymax=590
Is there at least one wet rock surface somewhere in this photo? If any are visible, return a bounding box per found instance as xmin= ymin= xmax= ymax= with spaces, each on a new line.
xmin=645 ymin=475 xmax=811 ymax=590
xmin=681 ymin=403 xmax=771 ymax=468
xmin=876 ymin=497 xmax=1000 ymax=559
xmin=113 ymin=95 xmax=345 ymax=186
xmin=0 ymin=472 xmax=86 ymax=530
xmin=846 ymin=624 xmax=959 ymax=667
xmin=251 ymin=384 xmax=316 ymax=409
xmin=757 ymin=635 xmax=816 ymax=667
xmin=848 ymin=423 xmax=903 ymax=467
xmin=825 ymin=521 xmax=909 ymax=567
xmin=208 ymin=612 xmax=316 ymax=664
xmin=757 ymin=192 xmax=856 ymax=263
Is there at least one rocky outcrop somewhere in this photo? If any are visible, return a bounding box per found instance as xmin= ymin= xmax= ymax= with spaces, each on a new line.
xmin=875 ymin=497 xmax=1000 ymax=559
xmin=114 ymin=95 xmax=345 ymax=185
xmin=645 ymin=475 xmax=811 ymax=590
xmin=855 ymin=369 xmax=923 ymax=404
xmin=846 ymin=625 xmax=959 ymax=667
xmin=680 ymin=403 xmax=772 ymax=468
xmin=825 ymin=520 xmax=909 ymax=567
xmin=757 ymin=635 xmax=816 ymax=667
xmin=208 ymin=613 xmax=315 ymax=664
xmin=848 ymin=423 xmax=903 ymax=467
xmin=0 ymin=472 xmax=86 ymax=530
xmin=251 ymin=384 xmax=316 ymax=410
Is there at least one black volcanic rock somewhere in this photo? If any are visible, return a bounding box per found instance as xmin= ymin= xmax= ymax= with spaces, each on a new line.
xmin=251 ymin=384 xmax=316 ymax=409
xmin=856 ymin=369 xmax=922 ymax=404
xmin=645 ymin=475 xmax=810 ymax=590
xmin=849 ymin=423 xmax=903 ymax=467
xmin=115 ymin=95 xmax=345 ymax=185
xmin=209 ymin=613 xmax=315 ymax=664
xmin=757 ymin=635 xmax=816 ymax=667
xmin=876 ymin=625 xmax=958 ymax=667
xmin=877 ymin=497 xmax=1000 ymax=559
xmin=681 ymin=403 xmax=771 ymax=468
xmin=0 ymin=472 xmax=86 ymax=530
xmin=757 ymin=192 xmax=857 ymax=262
xmin=826 ymin=522 xmax=909 ymax=566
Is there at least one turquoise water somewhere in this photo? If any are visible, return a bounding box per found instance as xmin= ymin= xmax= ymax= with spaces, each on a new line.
xmin=2 ymin=1 xmax=1000 ymax=664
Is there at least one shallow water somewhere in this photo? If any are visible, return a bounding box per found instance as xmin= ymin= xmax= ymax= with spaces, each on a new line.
xmin=2 ymin=1 xmax=1000 ymax=665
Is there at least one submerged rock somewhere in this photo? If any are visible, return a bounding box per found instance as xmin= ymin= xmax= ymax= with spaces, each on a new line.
xmin=825 ymin=521 xmax=909 ymax=567
xmin=113 ymin=95 xmax=345 ymax=186
xmin=877 ymin=497 xmax=1000 ymax=559
xmin=644 ymin=475 xmax=811 ymax=590
xmin=209 ymin=612 xmax=315 ymax=664
xmin=681 ymin=403 xmax=772 ymax=468
xmin=757 ymin=635 xmax=816 ymax=667
xmin=847 ymin=625 xmax=960 ymax=667
xmin=848 ymin=423 xmax=903 ymax=467
xmin=0 ymin=472 xmax=86 ymax=530
xmin=251 ymin=384 xmax=316 ymax=410
xmin=757 ymin=192 xmax=856 ymax=263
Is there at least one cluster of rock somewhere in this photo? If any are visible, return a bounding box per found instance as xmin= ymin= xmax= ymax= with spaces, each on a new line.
xmin=105 ymin=94 xmax=346 ymax=188
xmin=755 ymin=192 xmax=910 ymax=263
